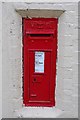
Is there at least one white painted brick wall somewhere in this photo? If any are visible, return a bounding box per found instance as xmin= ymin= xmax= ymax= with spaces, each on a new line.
xmin=2 ymin=2 xmax=23 ymax=118
xmin=0 ymin=2 xmax=2 ymax=120
xmin=2 ymin=2 xmax=78 ymax=118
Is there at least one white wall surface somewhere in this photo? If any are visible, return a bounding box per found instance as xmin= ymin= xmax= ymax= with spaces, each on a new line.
xmin=2 ymin=2 xmax=78 ymax=118
xmin=0 ymin=2 xmax=2 ymax=120
xmin=2 ymin=2 xmax=23 ymax=117
xmin=1 ymin=0 xmax=80 ymax=3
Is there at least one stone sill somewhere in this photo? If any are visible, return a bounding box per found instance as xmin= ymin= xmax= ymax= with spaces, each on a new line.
xmin=16 ymin=9 xmax=65 ymax=18
xmin=15 ymin=107 xmax=64 ymax=118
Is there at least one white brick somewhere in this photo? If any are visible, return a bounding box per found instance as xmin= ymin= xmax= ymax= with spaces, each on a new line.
xmin=62 ymin=101 xmax=73 ymax=111
xmin=63 ymin=90 xmax=73 ymax=96
xmin=9 ymin=89 xmax=22 ymax=99
xmin=16 ymin=3 xmax=64 ymax=10
xmin=63 ymin=79 xmax=73 ymax=89
xmin=72 ymin=64 xmax=78 ymax=82
xmin=58 ymin=46 xmax=73 ymax=57
xmin=59 ymin=20 xmax=78 ymax=36
xmin=72 ymin=52 xmax=78 ymax=64
xmin=58 ymin=56 xmax=72 ymax=67
xmin=62 ymin=3 xmax=78 ymax=11
xmin=63 ymin=94 xmax=72 ymax=102
xmin=12 ymin=98 xmax=23 ymax=109
xmin=58 ymin=34 xmax=73 ymax=46
xmin=63 ymin=35 xmax=73 ymax=46
xmin=62 ymin=68 xmax=73 ymax=79
xmin=73 ymin=39 xmax=78 ymax=51
xmin=72 ymin=84 xmax=78 ymax=97
xmin=13 ymin=2 xmax=29 ymax=9
xmin=79 ymin=16 xmax=80 ymax=27
xmin=78 ymin=39 xmax=80 ymax=51
xmin=72 ymin=96 xmax=78 ymax=106
xmin=59 ymin=11 xmax=78 ymax=24
xmin=57 ymin=67 xmax=73 ymax=79
xmin=9 ymin=46 xmax=22 ymax=59
xmin=73 ymin=73 xmax=78 ymax=84
xmin=27 ymin=3 xmax=54 ymax=9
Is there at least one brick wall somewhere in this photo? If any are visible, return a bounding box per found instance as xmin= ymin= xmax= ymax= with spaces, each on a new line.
xmin=2 ymin=2 xmax=78 ymax=118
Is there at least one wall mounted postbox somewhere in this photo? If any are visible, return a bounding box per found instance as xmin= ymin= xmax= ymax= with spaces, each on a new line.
xmin=23 ymin=18 xmax=58 ymax=107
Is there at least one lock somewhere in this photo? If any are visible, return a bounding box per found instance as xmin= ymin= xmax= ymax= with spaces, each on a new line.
xmin=33 ymin=78 xmax=37 ymax=82
xmin=34 ymin=78 xmax=36 ymax=82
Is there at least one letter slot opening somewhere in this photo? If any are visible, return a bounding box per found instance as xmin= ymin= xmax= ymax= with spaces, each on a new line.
xmin=29 ymin=34 xmax=52 ymax=37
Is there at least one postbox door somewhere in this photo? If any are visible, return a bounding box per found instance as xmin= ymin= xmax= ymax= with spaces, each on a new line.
xmin=23 ymin=18 xmax=58 ymax=107
xmin=29 ymin=51 xmax=51 ymax=102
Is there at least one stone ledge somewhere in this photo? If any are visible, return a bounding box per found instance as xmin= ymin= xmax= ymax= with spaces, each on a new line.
xmin=16 ymin=9 xmax=65 ymax=18
xmin=15 ymin=107 xmax=64 ymax=118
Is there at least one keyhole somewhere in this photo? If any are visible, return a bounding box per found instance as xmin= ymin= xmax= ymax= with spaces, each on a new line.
xmin=34 ymin=78 xmax=36 ymax=82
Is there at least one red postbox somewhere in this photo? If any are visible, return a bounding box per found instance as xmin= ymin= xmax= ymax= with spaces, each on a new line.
xmin=23 ymin=18 xmax=58 ymax=107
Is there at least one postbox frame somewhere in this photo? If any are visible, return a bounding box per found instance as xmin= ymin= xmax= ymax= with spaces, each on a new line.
xmin=23 ymin=18 xmax=58 ymax=107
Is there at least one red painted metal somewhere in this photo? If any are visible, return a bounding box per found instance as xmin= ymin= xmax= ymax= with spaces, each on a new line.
xmin=23 ymin=18 xmax=58 ymax=107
